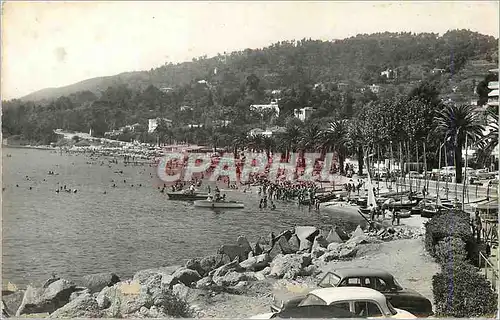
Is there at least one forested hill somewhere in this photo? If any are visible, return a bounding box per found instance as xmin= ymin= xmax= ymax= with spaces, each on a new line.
xmin=19 ymin=30 xmax=498 ymax=102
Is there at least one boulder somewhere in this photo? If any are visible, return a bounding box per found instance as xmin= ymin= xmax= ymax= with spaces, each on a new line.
xmin=185 ymin=258 xmax=206 ymax=276
xmin=254 ymin=242 xmax=264 ymax=255
xmin=209 ymin=258 xmax=244 ymax=282
xmin=239 ymin=253 xmax=270 ymax=271
xmin=351 ymin=225 xmax=365 ymax=238
xmin=133 ymin=266 xmax=180 ymax=284
xmin=248 ymin=251 xmax=254 ymax=259
xmin=199 ymin=254 xmax=225 ymax=275
xmin=256 ymin=236 xmax=269 ymax=246
xmin=320 ymin=250 xmax=340 ymax=262
xmin=269 ymin=232 xmax=277 ymax=247
xmin=2 ymin=290 xmax=24 ymax=317
xmin=214 ymin=271 xmax=252 ymax=287
xmin=261 ymin=267 xmax=271 ymax=276
xmin=161 ymin=275 xmax=178 ymax=288
xmin=69 ymin=288 xmax=89 ymax=301
xmin=268 ymin=241 xmax=283 ymax=260
xmin=339 ymin=247 xmax=358 ymax=259
xmin=299 ymin=239 xmax=313 ymax=252
xmin=277 ymin=230 xmax=293 ymax=241
xmin=171 ymin=268 xmax=202 ymax=286
xmin=277 ymin=236 xmax=296 ymax=254
xmin=236 ymin=235 xmax=253 ymax=258
xmin=311 ymin=247 xmax=326 ymax=258
xmin=49 ymin=293 xmax=101 ymax=318
xmin=172 ymin=283 xmax=190 ymax=300
xmin=312 ymin=235 xmax=328 ymax=250
xmin=326 ymin=228 xmax=343 ymax=243
xmin=269 ymin=254 xmax=312 ymax=279
xmin=80 ymin=272 xmax=120 ymax=293
xmin=335 ymin=226 xmax=350 ymax=241
xmin=327 ymin=242 xmax=342 ymax=252
xmin=16 ymin=279 xmax=77 ymax=316
xmin=346 ymin=235 xmax=369 ymax=246
xmin=218 ymin=244 xmax=247 ymax=262
xmin=288 ymin=235 xmax=300 ymax=252
xmin=195 ymin=277 xmax=213 ymax=289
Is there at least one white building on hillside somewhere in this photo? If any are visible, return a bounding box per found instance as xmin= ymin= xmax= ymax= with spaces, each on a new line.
xmin=250 ymin=101 xmax=280 ymax=116
xmin=148 ymin=118 xmax=172 ymax=133
xmin=487 ymin=69 xmax=498 ymax=107
xmin=294 ymin=107 xmax=314 ymax=121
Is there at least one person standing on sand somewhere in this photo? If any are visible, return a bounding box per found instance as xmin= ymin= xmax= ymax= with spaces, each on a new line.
xmin=369 ymin=204 xmax=375 ymax=221
xmin=391 ymin=208 xmax=397 ymax=225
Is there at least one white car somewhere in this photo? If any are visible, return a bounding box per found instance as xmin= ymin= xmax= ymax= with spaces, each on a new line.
xmin=250 ymin=287 xmax=417 ymax=319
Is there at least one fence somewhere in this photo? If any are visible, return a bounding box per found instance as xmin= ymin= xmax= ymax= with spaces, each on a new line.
xmin=479 ymin=251 xmax=499 ymax=293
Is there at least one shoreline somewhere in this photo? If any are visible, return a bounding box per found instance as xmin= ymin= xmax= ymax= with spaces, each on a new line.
xmin=2 ymin=215 xmax=434 ymax=318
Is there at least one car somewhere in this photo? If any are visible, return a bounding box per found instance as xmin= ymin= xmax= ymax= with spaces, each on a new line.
xmin=271 ymin=268 xmax=433 ymax=317
xmin=253 ymin=287 xmax=416 ymax=319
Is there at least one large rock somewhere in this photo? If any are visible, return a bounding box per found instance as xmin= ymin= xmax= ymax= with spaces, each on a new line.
xmin=240 ymin=253 xmax=270 ymax=271
xmin=213 ymin=271 xmax=255 ymax=287
xmin=268 ymin=232 xmax=277 ymax=247
xmin=198 ymin=254 xmax=226 ymax=275
xmin=268 ymin=241 xmax=283 ymax=260
xmin=171 ymin=267 xmax=202 ymax=286
xmin=195 ymin=277 xmax=213 ymax=289
xmin=218 ymin=244 xmax=248 ymax=262
xmin=49 ymin=293 xmax=101 ymax=318
xmin=346 ymin=235 xmax=369 ymax=247
xmin=327 ymin=242 xmax=342 ymax=252
xmin=312 ymin=235 xmax=328 ymax=250
xmin=16 ymin=279 xmax=77 ymax=316
xmin=339 ymin=247 xmax=358 ymax=259
xmin=269 ymin=254 xmax=312 ymax=279
xmin=185 ymin=258 xmax=205 ymax=276
xmin=254 ymin=242 xmax=264 ymax=255
xmin=2 ymin=290 xmax=24 ymax=317
xmin=335 ymin=226 xmax=350 ymax=241
xmin=237 ymin=236 xmax=253 ymax=258
xmin=351 ymin=225 xmax=365 ymax=238
xmin=288 ymin=235 xmax=300 ymax=252
xmin=326 ymin=228 xmax=343 ymax=243
xmin=133 ymin=266 xmax=180 ymax=284
xmin=210 ymin=258 xmax=243 ymax=278
xmin=320 ymin=250 xmax=340 ymax=262
xmin=277 ymin=230 xmax=293 ymax=241
xmin=80 ymin=272 xmax=120 ymax=293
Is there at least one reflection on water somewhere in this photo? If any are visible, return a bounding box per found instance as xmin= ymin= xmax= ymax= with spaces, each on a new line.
xmin=2 ymin=147 xmax=364 ymax=287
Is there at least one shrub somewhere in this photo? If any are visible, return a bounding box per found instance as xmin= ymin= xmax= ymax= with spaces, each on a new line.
xmin=433 ymin=236 xmax=467 ymax=264
xmin=155 ymin=288 xmax=193 ymax=318
xmin=432 ymin=260 xmax=497 ymax=317
xmin=425 ymin=209 xmax=473 ymax=257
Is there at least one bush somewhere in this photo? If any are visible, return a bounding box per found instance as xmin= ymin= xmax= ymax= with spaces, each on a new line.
xmin=425 ymin=209 xmax=473 ymax=257
xmin=433 ymin=236 xmax=467 ymax=264
xmin=432 ymin=260 xmax=497 ymax=317
xmin=155 ymin=288 xmax=193 ymax=318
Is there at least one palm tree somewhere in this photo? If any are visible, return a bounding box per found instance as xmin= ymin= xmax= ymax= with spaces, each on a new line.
xmin=322 ymin=120 xmax=350 ymax=175
xmin=262 ymin=136 xmax=275 ymax=159
xmin=279 ymin=125 xmax=302 ymax=161
xmin=232 ymin=131 xmax=249 ymax=158
xmin=348 ymin=119 xmax=366 ymax=175
xmin=476 ymin=107 xmax=498 ymax=168
xmin=299 ymin=124 xmax=322 ymax=167
xmin=434 ymin=104 xmax=484 ymax=183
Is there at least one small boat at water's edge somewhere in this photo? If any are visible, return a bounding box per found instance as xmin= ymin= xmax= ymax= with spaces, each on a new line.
xmin=194 ymin=200 xmax=245 ymax=209
xmin=167 ymin=191 xmax=210 ymax=201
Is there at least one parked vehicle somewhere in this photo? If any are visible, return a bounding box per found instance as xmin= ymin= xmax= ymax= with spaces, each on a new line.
xmin=256 ymin=287 xmax=416 ymax=319
xmin=271 ymin=268 xmax=432 ymax=317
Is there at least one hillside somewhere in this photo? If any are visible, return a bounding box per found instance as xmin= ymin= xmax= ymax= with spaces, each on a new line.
xmin=18 ymin=30 xmax=498 ymax=102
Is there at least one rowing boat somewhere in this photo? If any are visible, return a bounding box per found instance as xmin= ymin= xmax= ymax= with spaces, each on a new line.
xmin=193 ymin=200 xmax=245 ymax=209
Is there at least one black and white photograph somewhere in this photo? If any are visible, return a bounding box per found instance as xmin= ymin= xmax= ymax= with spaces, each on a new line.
xmin=1 ymin=1 xmax=499 ymax=319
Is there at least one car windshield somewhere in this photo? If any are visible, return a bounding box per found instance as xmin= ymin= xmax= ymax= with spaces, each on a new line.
xmin=392 ymin=278 xmax=404 ymax=290
xmin=387 ymin=301 xmax=398 ymax=315
xmin=318 ymin=272 xmax=341 ymax=288
xmin=298 ymin=294 xmax=327 ymax=307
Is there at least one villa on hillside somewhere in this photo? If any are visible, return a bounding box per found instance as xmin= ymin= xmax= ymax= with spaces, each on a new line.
xmin=294 ymin=107 xmax=314 ymax=122
xmin=250 ymin=101 xmax=280 ymax=116
xmin=148 ymin=118 xmax=172 ymax=133
xmin=248 ymin=126 xmax=286 ymax=138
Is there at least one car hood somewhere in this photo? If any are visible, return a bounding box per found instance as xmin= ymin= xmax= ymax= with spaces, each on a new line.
xmin=249 ymin=312 xmax=276 ymax=319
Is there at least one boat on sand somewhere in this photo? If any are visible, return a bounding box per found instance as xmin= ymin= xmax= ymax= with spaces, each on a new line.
xmin=194 ymin=200 xmax=245 ymax=209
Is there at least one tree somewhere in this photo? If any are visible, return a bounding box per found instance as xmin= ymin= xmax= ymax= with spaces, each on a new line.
xmin=322 ymin=120 xmax=350 ymax=175
xmin=434 ymin=104 xmax=484 ymax=183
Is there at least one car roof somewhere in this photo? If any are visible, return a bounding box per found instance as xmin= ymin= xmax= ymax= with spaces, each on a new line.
xmin=310 ymin=287 xmax=387 ymax=305
xmin=330 ymin=267 xmax=393 ymax=279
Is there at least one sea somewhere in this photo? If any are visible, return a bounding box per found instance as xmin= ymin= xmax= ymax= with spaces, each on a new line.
xmin=2 ymin=147 xmax=365 ymax=287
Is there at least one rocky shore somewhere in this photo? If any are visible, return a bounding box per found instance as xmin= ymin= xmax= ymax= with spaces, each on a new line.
xmin=1 ymin=219 xmax=435 ymax=318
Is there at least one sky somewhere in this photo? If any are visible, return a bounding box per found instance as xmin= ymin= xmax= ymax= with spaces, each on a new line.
xmin=2 ymin=1 xmax=499 ymax=100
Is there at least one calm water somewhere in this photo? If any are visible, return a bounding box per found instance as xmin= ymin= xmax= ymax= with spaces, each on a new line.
xmin=2 ymin=147 xmax=364 ymax=287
